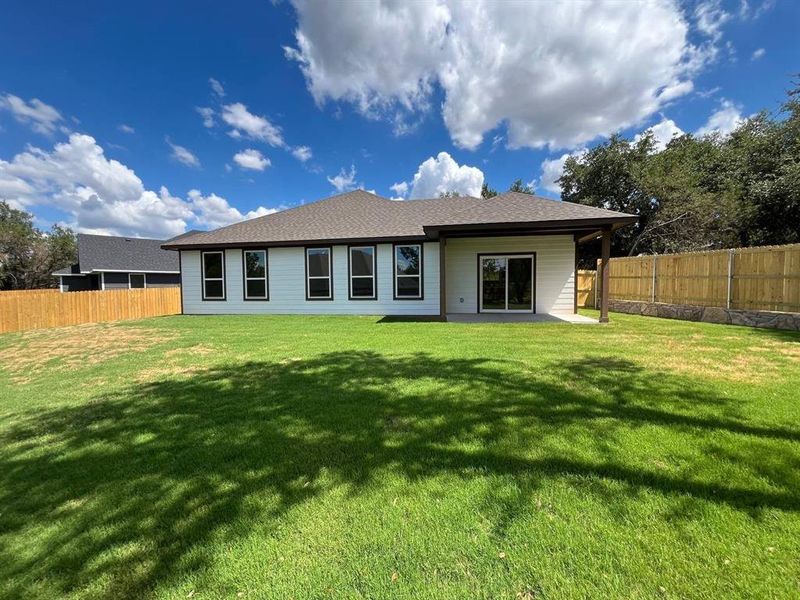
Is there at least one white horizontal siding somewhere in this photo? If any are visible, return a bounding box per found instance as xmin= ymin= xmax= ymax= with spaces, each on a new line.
xmin=445 ymin=235 xmax=575 ymax=315
xmin=181 ymin=243 xmax=440 ymax=315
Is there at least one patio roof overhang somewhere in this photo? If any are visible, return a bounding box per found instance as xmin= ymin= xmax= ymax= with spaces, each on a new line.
xmin=423 ymin=215 xmax=638 ymax=241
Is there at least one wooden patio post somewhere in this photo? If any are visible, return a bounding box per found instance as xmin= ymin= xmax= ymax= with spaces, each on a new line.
xmin=599 ymin=227 xmax=611 ymax=323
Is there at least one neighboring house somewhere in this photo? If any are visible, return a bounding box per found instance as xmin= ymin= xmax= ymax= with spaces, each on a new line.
xmin=54 ymin=233 xmax=186 ymax=292
xmin=163 ymin=191 xmax=636 ymax=321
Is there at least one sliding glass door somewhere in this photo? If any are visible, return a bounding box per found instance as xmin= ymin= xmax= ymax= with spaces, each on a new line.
xmin=479 ymin=254 xmax=534 ymax=312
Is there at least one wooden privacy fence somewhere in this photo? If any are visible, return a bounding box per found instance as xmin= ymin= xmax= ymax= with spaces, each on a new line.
xmin=0 ymin=287 xmax=182 ymax=334
xmin=576 ymin=270 xmax=597 ymax=308
xmin=596 ymin=243 xmax=800 ymax=313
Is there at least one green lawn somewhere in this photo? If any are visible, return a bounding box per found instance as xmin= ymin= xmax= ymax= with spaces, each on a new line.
xmin=0 ymin=312 xmax=798 ymax=599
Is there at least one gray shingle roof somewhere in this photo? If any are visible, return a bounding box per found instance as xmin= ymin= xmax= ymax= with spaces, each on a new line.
xmin=163 ymin=190 xmax=636 ymax=249
xmin=76 ymin=234 xmax=180 ymax=272
xmin=52 ymin=264 xmax=83 ymax=276
xmin=164 ymin=229 xmax=203 ymax=244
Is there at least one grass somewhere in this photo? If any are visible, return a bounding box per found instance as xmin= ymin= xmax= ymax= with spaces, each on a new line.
xmin=0 ymin=311 xmax=798 ymax=599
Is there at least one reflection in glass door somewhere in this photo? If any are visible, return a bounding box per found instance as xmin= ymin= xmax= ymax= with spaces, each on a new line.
xmin=507 ymin=257 xmax=533 ymax=310
xmin=480 ymin=255 xmax=534 ymax=312
xmin=481 ymin=258 xmax=506 ymax=310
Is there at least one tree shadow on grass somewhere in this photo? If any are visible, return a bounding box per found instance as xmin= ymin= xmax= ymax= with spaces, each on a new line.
xmin=1 ymin=352 xmax=798 ymax=596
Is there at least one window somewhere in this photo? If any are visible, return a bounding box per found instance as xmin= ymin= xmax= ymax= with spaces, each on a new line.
xmin=306 ymin=247 xmax=332 ymax=299
xmin=129 ymin=273 xmax=145 ymax=289
xmin=349 ymin=246 xmax=376 ymax=299
xmin=394 ymin=244 xmax=422 ymax=299
xmin=202 ymin=251 xmax=225 ymax=300
xmin=243 ymin=250 xmax=268 ymax=300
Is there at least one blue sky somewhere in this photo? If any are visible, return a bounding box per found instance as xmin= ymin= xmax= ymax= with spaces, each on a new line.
xmin=0 ymin=0 xmax=797 ymax=238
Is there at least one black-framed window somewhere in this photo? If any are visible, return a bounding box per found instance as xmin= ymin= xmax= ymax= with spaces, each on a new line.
xmin=306 ymin=247 xmax=332 ymax=299
xmin=243 ymin=249 xmax=268 ymax=300
xmin=349 ymin=245 xmax=376 ymax=299
xmin=202 ymin=251 xmax=226 ymax=300
xmin=394 ymin=244 xmax=422 ymax=298
xmin=129 ymin=273 xmax=145 ymax=289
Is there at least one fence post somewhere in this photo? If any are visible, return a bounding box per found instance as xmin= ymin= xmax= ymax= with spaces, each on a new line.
xmin=726 ymin=248 xmax=734 ymax=309
xmin=651 ymin=255 xmax=657 ymax=303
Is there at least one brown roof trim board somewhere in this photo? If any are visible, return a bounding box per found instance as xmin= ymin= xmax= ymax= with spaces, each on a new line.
xmin=424 ymin=217 xmax=638 ymax=235
xmin=162 ymin=190 xmax=637 ymax=250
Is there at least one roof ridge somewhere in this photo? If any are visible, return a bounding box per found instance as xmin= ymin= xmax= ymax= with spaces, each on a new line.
xmin=402 ymin=195 xmax=482 ymax=203
xmin=494 ymin=191 xmax=562 ymax=203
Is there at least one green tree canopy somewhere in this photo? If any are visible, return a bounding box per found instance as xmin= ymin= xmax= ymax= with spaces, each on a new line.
xmin=507 ymin=179 xmax=534 ymax=194
xmin=560 ymin=77 xmax=800 ymax=262
xmin=481 ymin=182 xmax=498 ymax=199
xmin=0 ymin=201 xmax=77 ymax=290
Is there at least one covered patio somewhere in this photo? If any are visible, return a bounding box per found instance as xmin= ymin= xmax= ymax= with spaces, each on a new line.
xmin=435 ymin=220 xmax=636 ymax=324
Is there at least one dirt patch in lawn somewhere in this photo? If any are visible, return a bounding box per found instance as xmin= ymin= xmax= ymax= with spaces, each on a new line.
xmin=752 ymin=339 xmax=800 ymax=361
xmin=640 ymin=338 xmax=789 ymax=384
xmin=135 ymin=364 xmax=204 ymax=382
xmin=136 ymin=344 xmax=217 ymax=382
xmin=164 ymin=344 xmax=215 ymax=358
xmin=0 ymin=323 xmax=178 ymax=384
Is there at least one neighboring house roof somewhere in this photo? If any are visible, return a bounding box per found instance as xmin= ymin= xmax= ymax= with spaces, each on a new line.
xmin=54 ymin=234 xmax=180 ymax=276
xmin=52 ymin=264 xmax=84 ymax=276
xmin=163 ymin=190 xmax=637 ymax=249
xmin=164 ymin=229 xmax=203 ymax=244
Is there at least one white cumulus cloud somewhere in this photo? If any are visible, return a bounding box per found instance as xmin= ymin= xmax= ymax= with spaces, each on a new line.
xmin=167 ymin=139 xmax=200 ymax=168
xmin=536 ymin=148 xmax=589 ymax=196
xmin=0 ymin=94 xmax=63 ymax=135
xmin=751 ymin=47 xmax=765 ymax=60
xmin=696 ymin=99 xmax=746 ymax=137
xmin=537 ymin=154 xmax=571 ymax=196
xmin=327 ymin=165 xmax=357 ymax=192
xmin=389 ymin=181 xmax=409 ymax=199
xmin=285 ymin=1 xmax=708 ymax=150
xmin=196 ymin=106 xmax=215 ymax=128
xmin=186 ymin=190 xmax=277 ymax=229
xmin=209 ymin=77 xmax=225 ymax=98
xmin=0 ymin=133 xmax=274 ymax=238
xmin=291 ymin=145 xmax=312 ymax=161
xmin=694 ymin=0 xmax=732 ymax=42
xmin=222 ymin=102 xmax=285 ymax=147
xmin=233 ymin=148 xmax=270 ymax=171
xmin=408 ymin=152 xmax=483 ymax=199
xmin=635 ymin=118 xmax=685 ymax=151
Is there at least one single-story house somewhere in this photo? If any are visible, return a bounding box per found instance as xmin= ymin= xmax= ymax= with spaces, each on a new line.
xmin=162 ymin=190 xmax=636 ymax=322
xmin=54 ymin=233 xmax=186 ymax=292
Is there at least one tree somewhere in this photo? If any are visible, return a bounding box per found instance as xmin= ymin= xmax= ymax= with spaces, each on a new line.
xmin=560 ymin=76 xmax=800 ymax=263
xmin=561 ymin=134 xmax=657 ymax=257
xmin=0 ymin=201 xmax=77 ymax=290
xmin=722 ymin=84 xmax=800 ymax=246
xmin=438 ymin=190 xmax=462 ymax=198
xmin=481 ymin=182 xmax=498 ymax=199
xmin=508 ymin=179 xmax=534 ymax=194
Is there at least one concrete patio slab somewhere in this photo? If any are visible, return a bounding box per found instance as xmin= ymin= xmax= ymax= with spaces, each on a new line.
xmin=446 ymin=313 xmax=599 ymax=324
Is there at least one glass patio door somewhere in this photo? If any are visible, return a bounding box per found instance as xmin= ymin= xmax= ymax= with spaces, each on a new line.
xmin=480 ymin=255 xmax=534 ymax=312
